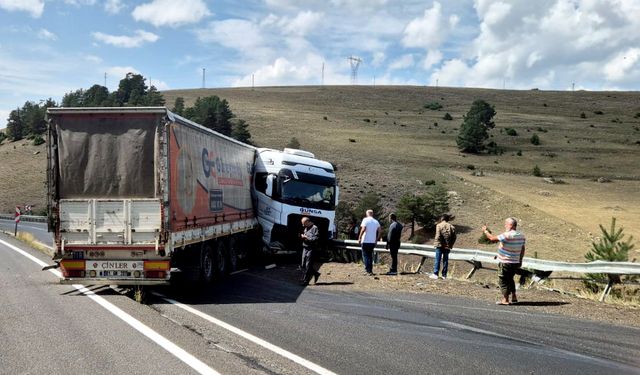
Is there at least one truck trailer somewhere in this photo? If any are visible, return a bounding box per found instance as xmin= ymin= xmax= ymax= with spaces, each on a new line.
xmin=46 ymin=107 xmax=338 ymax=286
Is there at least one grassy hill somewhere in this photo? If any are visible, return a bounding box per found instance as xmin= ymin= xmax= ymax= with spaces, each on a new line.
xmin=2 ymin=86 xmax=639 ymax=262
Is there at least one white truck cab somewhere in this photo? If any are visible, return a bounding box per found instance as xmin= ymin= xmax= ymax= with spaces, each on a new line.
xmin=253 ymin=148 xmax=339 ymax=254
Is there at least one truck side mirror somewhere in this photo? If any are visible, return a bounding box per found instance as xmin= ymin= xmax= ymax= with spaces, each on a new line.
xmin=266 ymin=174 xmax=275 ymax=197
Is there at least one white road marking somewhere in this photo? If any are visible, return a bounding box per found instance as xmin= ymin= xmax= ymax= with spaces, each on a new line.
xmin=152 ymin=292 xmax=339 ymax=375
xmin=0 ymin=238 xmax=221 ymax=375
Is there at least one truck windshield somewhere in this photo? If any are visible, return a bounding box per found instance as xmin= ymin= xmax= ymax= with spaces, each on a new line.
xmin=280 ymin=179 xmax=336 ymax=210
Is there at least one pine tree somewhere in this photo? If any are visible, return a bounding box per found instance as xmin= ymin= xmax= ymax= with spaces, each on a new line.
xmin=354 ymin=192 xmax=386 ymax=228
xmin=457 ymin=99 xmax=496 ymax=153
xmin=417 ymin=185 xmax=450 ymax=230
xmin=6 ymin=108 xmax=25 ymax=141
xmin=396 ymin=193 xmax=422 ymax=239
xmin=585 ymin=217 xmax=635 ymax=287
xmin=172 ymin=97 xmax=185 ymax=116
xmin=231 ymin=119 xmax=252 ymax=144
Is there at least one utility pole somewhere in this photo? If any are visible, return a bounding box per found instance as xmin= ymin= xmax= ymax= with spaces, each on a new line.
xmin=202 ymin=68 xmax=206 ymax=89
xmin=104 ymin=72 xmax=107 ymax=87
xmin=252 ymin=74 xmax=255 ymax=89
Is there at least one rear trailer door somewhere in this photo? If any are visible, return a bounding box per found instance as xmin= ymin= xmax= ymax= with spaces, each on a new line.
xmin=48 ymin=108 xmax=170 ymax=284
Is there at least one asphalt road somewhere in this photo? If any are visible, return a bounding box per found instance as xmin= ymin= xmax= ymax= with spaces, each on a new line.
xmin=2 ymin=228 xmax=640 ymax=375
xmin=0 ymin=218 xmax=53 ymax=246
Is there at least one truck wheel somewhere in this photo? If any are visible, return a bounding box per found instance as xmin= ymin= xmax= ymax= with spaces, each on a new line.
xmin=201 ymin=244 xmax=215 ymax=284
xmin=227 ymin=237 xmax=239 ymax=273
xmin=214 ymin=240 xmax=227 ymax=277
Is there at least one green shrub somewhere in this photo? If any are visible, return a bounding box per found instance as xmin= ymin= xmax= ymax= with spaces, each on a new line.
xmin=536 ymin=127 xmax=548 ymax=133
xmin=0 ymin=132 xmax=6 ymax=144
xmin=486 ymin=141 xmax=503 ymax=155
xmin=424 ymin=179 xmax=436 ymax=185
xmin=424 ymin=101 xmax=443 ymax=110
xmin=580 ymin=112 xmax=586 ymax=119
xmin=594 ymin=110 xmax=604 ymax=115
xmin=443 ymin=113 xmax=453 ymax=120
xmin=286 ymin=137 xmax=300 ymax=149
xmin=363 ymin=118 xmax=370 ymax=123
xmin=505 ymin=128 xmax=518 ymax=136
xmin=323 ymin=116 xmax=328 ymax=120
xmin=533 ymin=165 xmax=542 ymax=177
xmin=634 ymin=112 xmax=640 ymax=119
xmin=531 ymin=134 xmax=540 ymax=145
xmin=516 ymin=150 xmax=522 ymax=156
xmin=32 ymin=135 xmax=45 ymax=146
xmin=466 ymin=164 xmax=475 ymax=170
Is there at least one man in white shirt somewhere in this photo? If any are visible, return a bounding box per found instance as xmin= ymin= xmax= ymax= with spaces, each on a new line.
xmin=358 ymin=209 xmax=381 ymax=275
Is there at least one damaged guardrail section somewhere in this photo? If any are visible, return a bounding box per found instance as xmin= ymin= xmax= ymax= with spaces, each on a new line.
xmin=331 ymin=239 xmax=640 ymax=301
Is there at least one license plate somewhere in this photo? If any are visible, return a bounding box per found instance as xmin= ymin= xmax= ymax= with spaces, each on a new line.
xmin=86 ymin=260 xmax=143 ymax=272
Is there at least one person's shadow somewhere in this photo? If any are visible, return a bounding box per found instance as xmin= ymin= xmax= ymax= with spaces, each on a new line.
xmin=511 ymin=301 xmax=569 ymax=306
xmin=312 ymin=281 xmax=354 ymax=286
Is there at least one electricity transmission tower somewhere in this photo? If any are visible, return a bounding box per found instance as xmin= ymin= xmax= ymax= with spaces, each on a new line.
xmin=347 ymin=56 xmax=362 ymax=85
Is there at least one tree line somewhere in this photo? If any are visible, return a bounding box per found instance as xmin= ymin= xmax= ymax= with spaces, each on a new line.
xmin=2 ymin=73 xmax=251 ymax=145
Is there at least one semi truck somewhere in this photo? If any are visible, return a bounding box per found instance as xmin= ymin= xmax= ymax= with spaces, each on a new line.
xmin=45 ymin=107 xmax=338 ymax=286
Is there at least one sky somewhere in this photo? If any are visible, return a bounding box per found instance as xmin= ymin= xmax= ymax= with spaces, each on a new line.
xmin=1 ymin=0 xmax=640 ymax=127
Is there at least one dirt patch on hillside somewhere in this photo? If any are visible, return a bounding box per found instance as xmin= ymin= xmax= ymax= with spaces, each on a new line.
xmin=274 ymin=260 xmax=640 ymax=328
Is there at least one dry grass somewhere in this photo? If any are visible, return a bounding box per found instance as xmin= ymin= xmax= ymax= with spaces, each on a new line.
xmin=2 ymin=86 xmax=639 ymax=264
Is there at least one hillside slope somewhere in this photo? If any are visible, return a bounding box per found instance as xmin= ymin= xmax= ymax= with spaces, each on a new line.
xmin=1 ymin=86 xmax=638 ymax=261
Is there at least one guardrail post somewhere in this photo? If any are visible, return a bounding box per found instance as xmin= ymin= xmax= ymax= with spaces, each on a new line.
xmin=465 ymin=261 xmax=482 ymax=279
xmin=599 ymin=278 xmax=614 ymax=302
xmin=415 ymin=256 xmax=428 ymax=274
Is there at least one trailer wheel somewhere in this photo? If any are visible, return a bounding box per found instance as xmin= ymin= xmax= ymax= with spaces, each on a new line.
xmin=214 ymin=240 xmax=227 ymax=277
xmin=227 ymin=237 xmax=239 ymax=273
xmin=201 ymin=244 xmax=215 ymax=284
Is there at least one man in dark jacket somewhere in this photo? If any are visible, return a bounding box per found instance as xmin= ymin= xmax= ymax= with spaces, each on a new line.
xmin=385 ymin=213 xmax=403 ymax=275
xmin=300 ymin=217 xmax=321 ymax=285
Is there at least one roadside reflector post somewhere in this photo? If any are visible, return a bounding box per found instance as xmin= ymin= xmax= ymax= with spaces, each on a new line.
xmin=14 ymin=206 xmax=21 ymax=236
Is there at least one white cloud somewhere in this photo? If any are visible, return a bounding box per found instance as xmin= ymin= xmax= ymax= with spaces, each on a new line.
xmin=63 ymin=0 xmax=96 ymax=5
xmin=37 ymin=28 xmax=57 ymax=41
xmin=427 ymin=0 xmax=640 ymax=90
xmin=423 ymin=49 xmax=443 ymax=70
xmin=104 ymin=0 xmax=125 ymax=14
xmin=280 ymin=11 xmax=324 ymax=36
xmin=389 ymin=54 xmax=414 ymax=70
xmin=84 ymin=54 xmax=102 ymax=63
xmin=92 ymin=30 xmax=159 ymax=48
xmin=106 ymin=66 xmax=140 ymax=80
xmin=402 ymin=2 xmax=452 ymax=49
xmin=604 ymin=48 xmax=640 ymax=82
xmin=146 ymin=78 xmax=169 ymax=90
xmin=196 ymin=19 xmax=265 ymax=51
xmin=0 ymin=0 xmax=44 ymax=18
xmin=371 ymin=51 xmax=386 ymax=67
xmin=132 ymin=0 xmax=210 ymax=27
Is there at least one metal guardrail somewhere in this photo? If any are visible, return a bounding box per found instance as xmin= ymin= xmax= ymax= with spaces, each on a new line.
xmin=331 ymin=239 xmax=640 ymax=302
xmin=331 ymin=239 xmax=640 ymax=275
xmin=0 ymin=214 xmax=47 ymax=223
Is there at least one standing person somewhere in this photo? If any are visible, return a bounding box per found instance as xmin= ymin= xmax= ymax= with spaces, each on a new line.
xmin=482 ymin=218 xmax=526 ymax=305
xmin=385 ymin=213 xmax=403 ymax=275
xmin=358 ymin=209 xmax=381 ymax=276
xmin=431 ymin=214 xmax=456 ymax=280
xmin=300 ymin=217 xmax=321 ymax=285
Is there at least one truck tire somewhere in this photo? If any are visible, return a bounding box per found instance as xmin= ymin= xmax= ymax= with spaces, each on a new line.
xmin=227 ymin=236 xmax=239 ymax=273
xmin=214 ymin=240 xmax=228 ymax=277
xmin=201 ymin=244 xmax=216 ymax=284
